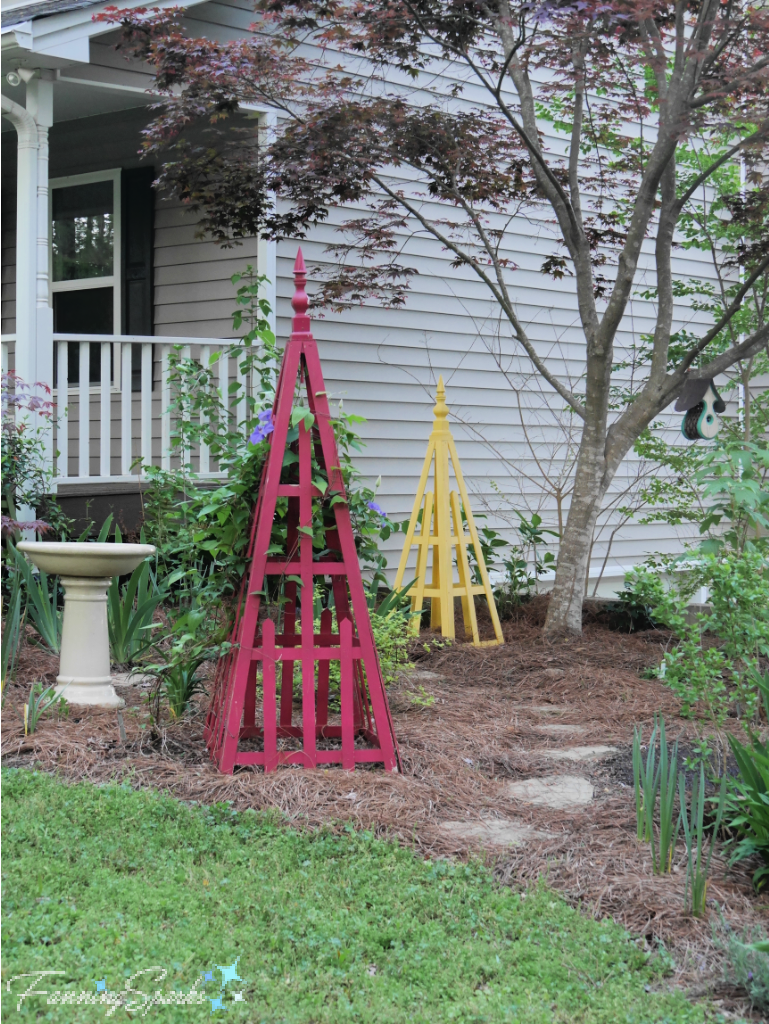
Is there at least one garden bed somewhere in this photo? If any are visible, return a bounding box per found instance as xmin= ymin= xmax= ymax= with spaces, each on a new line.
xmin=3 ymin=600 xmax=768 ymax=1017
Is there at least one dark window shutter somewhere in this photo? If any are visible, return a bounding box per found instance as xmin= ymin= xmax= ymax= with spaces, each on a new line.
xmin=121 ymin=167 xmax=155 ymax=389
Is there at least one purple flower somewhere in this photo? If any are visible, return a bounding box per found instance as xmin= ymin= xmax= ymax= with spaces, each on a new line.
xmin=248 ymin=408 xmax=274 ymax=444
xmin=367 ymin=501 xmax=387 ymax=519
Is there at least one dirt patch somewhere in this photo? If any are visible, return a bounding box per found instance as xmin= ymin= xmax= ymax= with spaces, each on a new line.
xmin=3 ymin=613 xmax=768 ymax=1016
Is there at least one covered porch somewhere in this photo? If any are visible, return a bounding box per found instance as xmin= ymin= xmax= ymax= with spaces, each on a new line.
xmin=1 ymin=0 xmax=275 ymax=525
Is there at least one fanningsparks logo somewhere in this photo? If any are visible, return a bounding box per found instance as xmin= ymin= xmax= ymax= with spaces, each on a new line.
xmin=7 ymin=959 xmax=245 ymax=1017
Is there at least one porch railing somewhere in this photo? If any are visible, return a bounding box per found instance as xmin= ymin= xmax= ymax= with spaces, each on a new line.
xmin=2 ymin=334 xmax=251 ymax=485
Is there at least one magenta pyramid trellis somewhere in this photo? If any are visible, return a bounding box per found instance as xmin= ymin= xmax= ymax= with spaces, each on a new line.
xmin=205 ymin=251 xmax=400 ymax=774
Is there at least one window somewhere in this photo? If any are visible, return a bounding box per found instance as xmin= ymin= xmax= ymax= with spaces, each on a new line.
xmin=50 ymin=170 xmax=121 ymax=386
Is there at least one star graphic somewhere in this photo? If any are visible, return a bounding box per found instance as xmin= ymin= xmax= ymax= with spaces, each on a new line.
xmin=210 ymin=995 xmax=226 ymax=1013
xmin=216 ymin=959 xmax=243 ymax=988
xmin=232 ymin=992 xmax=246 ymax=1002
xmin=201 ymin=970 xmax=214 ymax=984
xmin=94 ymin=980 xmax=107 ymax=993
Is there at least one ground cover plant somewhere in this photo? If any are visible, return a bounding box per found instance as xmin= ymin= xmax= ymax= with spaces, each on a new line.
xmin=1 ymin=768 xmax=711 ymax=1024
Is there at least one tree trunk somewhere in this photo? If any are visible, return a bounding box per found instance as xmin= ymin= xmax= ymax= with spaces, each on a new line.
xmin=544 ymin=428 xmax=610 ymax=635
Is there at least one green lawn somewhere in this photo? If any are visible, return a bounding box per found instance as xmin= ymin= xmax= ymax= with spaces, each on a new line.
xmin=2 ymin=769 xmax=708 ymax=1023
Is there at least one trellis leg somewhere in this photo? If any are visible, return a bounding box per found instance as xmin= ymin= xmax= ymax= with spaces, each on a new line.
xmin=393 ymin=439 xmax=434 ymax=592
xmin=262 ymin=620 xmax=278 ymax=773
xmin=449 ymin=437 xmax=504 ymax=645
xmin=280 ymin=500 xmax=299 ymax=727
xmin=340 ymin=618 xmax=354 ymax=770
xmin=298 ymin=406 xmax=316 ymax=768
xmin=410 ymin=491 xmax=433 ymax=632
xmin=315 ymin=608 xmax=332 ymax=732
xmin=451 ymin=489 xmax=480 ymax=644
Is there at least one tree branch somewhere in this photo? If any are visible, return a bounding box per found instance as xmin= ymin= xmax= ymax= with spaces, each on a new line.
xmin=369 ymin=172 xmax=586 ymax=417
xmin=678 ymin=251 xmax=769 ymax=372
xmin=675 ymin=129 xmax=766 ymax=212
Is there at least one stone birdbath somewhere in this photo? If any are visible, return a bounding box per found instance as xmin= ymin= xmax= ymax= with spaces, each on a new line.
xmin=17 ymin=541 xmax=156 ymax=708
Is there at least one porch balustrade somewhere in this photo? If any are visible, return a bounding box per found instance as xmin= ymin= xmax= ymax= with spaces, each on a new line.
xmin=1 ymin=334 xmax=251 ymax=485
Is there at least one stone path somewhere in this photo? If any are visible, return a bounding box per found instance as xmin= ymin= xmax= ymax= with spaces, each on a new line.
xmin=112 ymin=671 xmax=153 ymax=688
xmin=503 ymin=774 xmax=594 ymax=809
xmin=542 ymin=745 xmax=618 ymax=762
xmin=411 ymin=680 xmax=621 ymax=847
xmin=534 ymin=723 xmax=586 ymax=735
xmin=440 ymin=819 xmax=553 ymax=846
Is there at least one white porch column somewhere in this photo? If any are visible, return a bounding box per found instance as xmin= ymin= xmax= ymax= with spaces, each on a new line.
xmin=26 ymin=72 xmax=55 ymax=427
xmin=1 ymin=71 xmax=55 ymax=532
xmin=1 ymin=92 xmax=38 ymax=385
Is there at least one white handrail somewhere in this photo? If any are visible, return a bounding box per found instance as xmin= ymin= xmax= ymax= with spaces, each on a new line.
xmin=0 ymin=334 xmax=244 ymax=484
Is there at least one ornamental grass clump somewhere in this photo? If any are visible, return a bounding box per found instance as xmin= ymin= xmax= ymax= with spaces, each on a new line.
xmin=632 ymin=717 xmax=680 ymax=873
xmin=678 ymin=765 xmax=726 ymax=917
xmin=21 ymin=682 xmax=68 ymax=735
xmin=725 ymin=670 xmax=769 ymax=891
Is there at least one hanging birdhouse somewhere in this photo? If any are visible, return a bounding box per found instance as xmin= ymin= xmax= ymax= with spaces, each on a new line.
xmin=675 ymin=378 xmax=726 ymax=440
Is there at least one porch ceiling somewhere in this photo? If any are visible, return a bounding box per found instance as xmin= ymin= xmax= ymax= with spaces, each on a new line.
xmin=1 ymin=73 xmax=154 ymax=126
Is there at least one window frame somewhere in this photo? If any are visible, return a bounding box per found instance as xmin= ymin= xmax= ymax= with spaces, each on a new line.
xmin=49 ymin=169 xmax=122 ymax=393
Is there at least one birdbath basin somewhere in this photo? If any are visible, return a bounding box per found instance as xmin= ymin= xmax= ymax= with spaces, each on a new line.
xmin=17 ymin=542 xmax=156 ymax=708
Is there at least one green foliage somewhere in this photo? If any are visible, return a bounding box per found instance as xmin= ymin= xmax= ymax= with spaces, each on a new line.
xmin=11 ymin=544 xmax=62 ymax=654
xmin=678 ymin=766 xmax=726 ymax=918
xmin=369 ymin=608 xmax=412 ymax=687
xmin=21 ymin=683 xmax=68 ymax=736
xmin=1 ymin=566 xmax=24 ymax=693
xmin=695 ymin=439 xmax=769 ymax=554
xmin=1 ymin=769 xmax=709 ymax=1023
xmin=146 ymin=605 xmax=231 ymax=722
xmin=439 ymin=510 xmax=558 ymax=617
xmin=628 ymin=433 xmax=769 ymax=551
xmin=624 ymin=549 xmax=769 ymax=724
xmin=153 ymin=659 xmax=208 ymax=721
xmin=403 ymin=684 xmax=436 ymax=708
xmin=142 ymin=270 xmax=394 ymax=629
xmin=715 ymin=918 xmax=769 ymax=1014
xmin=632 ymin=718 xmax=680 ymax=873
xmin=1 ymin=373 xmax=68 ymax=538
xmin=725 ymin=671 xmax=769 ymax=891
xmin=107 ymin=528 xmax=163 ymax=665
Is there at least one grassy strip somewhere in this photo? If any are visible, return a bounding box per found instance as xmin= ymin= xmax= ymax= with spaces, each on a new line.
xmin=2 ymin=769 xmax=705 ymax=1023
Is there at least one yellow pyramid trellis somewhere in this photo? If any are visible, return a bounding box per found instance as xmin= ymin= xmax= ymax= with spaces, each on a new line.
xmin=393 ymin=378 xmax=503 ymax=647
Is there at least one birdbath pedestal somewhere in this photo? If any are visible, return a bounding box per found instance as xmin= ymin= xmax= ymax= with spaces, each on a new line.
xmin=17 ymin=542 xmax=156 ymax=708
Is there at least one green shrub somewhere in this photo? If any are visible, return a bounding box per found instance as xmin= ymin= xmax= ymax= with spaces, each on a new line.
xmin=107 ymin=529 xmax=163 ymax=665
xmin=624 ymin=548 xmax=769 ymax=725
xmin=142 ymin=269 xmax=394 ymax=628
xmin=725 ymin=671 xmax=769 ymax=891
xmin=715 ymin=917 xmax=769 ymax=1013
xmin=11 ymin=544 xmax=62 ymax=654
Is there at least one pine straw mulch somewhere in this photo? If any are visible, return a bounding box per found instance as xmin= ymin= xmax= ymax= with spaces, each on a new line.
xmin=3 ymin=600 xmax=768 ymax=1017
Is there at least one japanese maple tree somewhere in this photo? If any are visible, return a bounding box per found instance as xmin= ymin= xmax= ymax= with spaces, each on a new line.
xmin=105 ymin=0 xmax=769 ymax=634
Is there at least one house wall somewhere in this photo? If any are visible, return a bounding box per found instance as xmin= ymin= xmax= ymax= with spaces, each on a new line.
xmin=1 ymin=1 xmax=749 ymax=590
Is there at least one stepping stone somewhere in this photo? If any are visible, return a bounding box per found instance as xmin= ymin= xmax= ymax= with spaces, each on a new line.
xmin=112 ymin=671 xmax=154 ymax=687
xmin=440 ymin=819 xmax=551 ymax=847
xmin=543 ymin=667 xmax=565 ymax=680
xmin=504 ymin=774 xmax=594 ymax=809
xmin=519 ymin=705 xmax=568 ymax=715
xmin=535 ymin=723 xmax=586 ymax=735
xmin=542 ymin=745 xmax=618 ymax=762
xmin=398 ymin=668 xmax=444 ymax=684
